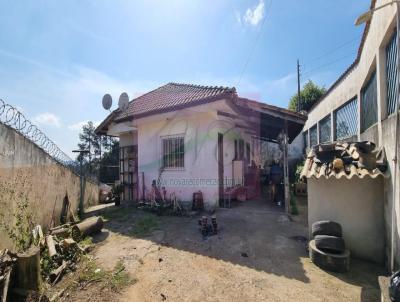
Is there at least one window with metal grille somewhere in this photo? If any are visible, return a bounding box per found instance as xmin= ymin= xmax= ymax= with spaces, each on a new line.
xmin=303 ymin=131 xmax=308 ymax=150
xmin=386 ymin=31 xmax=398 ymax=116
xmin=319 ymin=114 xmax=331 ymax=143
xmin=361 ymin=71 xmax=378 ymax=131
xmin=309 ymin=125 xmax=318 ymax=147
xmin=162 ymin=136 xmax=184 ymax=168
xmin=335 ymin=97 xmax=358 ymax=140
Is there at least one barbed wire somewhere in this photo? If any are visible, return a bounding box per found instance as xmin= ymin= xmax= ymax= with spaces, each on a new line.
xmin=0 ymin=98 xmax=76 ymax=169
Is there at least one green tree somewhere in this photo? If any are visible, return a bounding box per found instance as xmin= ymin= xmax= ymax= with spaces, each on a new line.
xmin=77 ymin=121 xmax=100 ymax=163
xmin=99 ymin=139 xmax=120 ymax=184
xmin=76 ymin=121 xmax=119 ymax=182
xmin=288 ymin=80 xmax=326 ymax=112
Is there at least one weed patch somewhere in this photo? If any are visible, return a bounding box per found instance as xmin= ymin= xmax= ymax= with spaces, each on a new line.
xmin=131 ymin=214 xmax=158 ymax=236
xmin=72 ymin=256 xmax=135 ymax=292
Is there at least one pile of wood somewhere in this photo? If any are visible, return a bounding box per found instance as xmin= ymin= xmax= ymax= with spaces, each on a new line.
xmin=0 ymin=249 xmax=17 ymax=302
xmin=0 ymin=216 xmax=103 ymax=302
xmin=43 ymin=216 xmax=104 ymax=285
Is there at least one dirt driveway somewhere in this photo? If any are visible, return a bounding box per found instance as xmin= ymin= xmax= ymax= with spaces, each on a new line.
xmin=85 ymin=200 xmax=385 ymax=302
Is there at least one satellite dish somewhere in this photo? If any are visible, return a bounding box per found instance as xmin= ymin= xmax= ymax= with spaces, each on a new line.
xmin=102 ymin=94 xmax=112 ymax=110
xmin=118 ymin=92 xmax=129 ymax=111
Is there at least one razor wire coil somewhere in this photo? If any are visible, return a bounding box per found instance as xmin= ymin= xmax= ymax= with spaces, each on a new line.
xmin=0 ymin=98 xmax=76 ymax=168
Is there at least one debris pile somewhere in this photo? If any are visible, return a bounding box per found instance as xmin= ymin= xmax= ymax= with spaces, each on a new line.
xmin=0 ymin=216 xmax=103 ymax=301
xmin=42 ymin=217 xmax=103 ymax=285
xmin=301 ymin=141 xmax=388 ymax=180
xmin=0 ymin=249 xmax=17 ymax=302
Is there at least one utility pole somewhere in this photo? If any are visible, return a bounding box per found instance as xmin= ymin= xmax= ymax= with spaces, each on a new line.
xmin=297 ymin=59 xmax=301 ymax=112
xmin=72 ymin=149 xmax=90 ymax=219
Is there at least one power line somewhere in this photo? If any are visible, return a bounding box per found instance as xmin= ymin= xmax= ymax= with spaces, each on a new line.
xmin=304 ymin=35 xmax=361 ymax=67
xmin=236 ymin=0 xmax=273 ymax=87
xmin=301 ymin=52 xmax=356 ymax=78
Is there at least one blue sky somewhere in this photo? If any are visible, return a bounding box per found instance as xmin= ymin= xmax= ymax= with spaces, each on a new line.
xmin=0 ymin=0 xmax=368 ymax=157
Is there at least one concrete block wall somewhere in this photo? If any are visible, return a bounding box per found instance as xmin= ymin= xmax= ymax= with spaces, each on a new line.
xmin=0 ymin=122 xmax=99 ymax=250
xmin=302 ymin=0 xmax=399 ymax=269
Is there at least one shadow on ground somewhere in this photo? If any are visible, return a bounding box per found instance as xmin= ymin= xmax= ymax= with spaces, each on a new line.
xmin=88 ymin=199 xmax=309 ymax=283
xmin=86 ymin=198 xmax=386 ymax=301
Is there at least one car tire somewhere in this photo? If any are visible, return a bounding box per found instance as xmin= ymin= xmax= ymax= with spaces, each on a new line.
xmin=314 ymin=235 xmax=345 ymax=254
xmin=309 ymin=240 xmax=350 ymax=273
xmin=312 ymin=220 xmax=342 ymax=238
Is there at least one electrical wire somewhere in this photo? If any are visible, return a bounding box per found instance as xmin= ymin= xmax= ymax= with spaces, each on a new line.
xmin=301 ymin=52 xmax=357 ymax=78
xmin=304 ymin=35 xmax=361 ymax=67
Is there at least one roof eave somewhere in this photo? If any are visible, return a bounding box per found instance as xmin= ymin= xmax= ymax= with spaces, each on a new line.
xmin=114 ymin=91 xmax=236 ymax=123
xmin=95 ymin=110 xmax=118 ymax=135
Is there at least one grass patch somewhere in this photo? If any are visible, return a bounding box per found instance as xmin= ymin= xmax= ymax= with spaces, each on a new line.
xmin=290 ymin=191 xmax=299 ymax=216
xmin=101 ymin=206 xmax=136 ymax=222
xmin=110 ymin=260 xmax=133 ymax=290
xmin=80 ymin=236 xmax=93 ymax=247
xmin=131 ymin=214 xmax=158 ymax=236
xmin=100 ymin=205 xmax=159 ymax=237
xmin=73 ymin=256 xmax=135 ymax=292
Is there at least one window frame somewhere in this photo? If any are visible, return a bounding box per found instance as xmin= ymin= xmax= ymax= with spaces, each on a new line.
xmin=309 ymin=124 xmax=318 ymax=147
xmin=361 ymin=70 xmax=378 ymax=132
xmin=386 ymin=30 xmax=398 ymax=117
xmin=334 ymin=97 xmax=358 ymax=141
xmin=318 ymin=114 xmax=332 ymax=144
xmin=161 ymin=135 xmax=185 ymax=170
xmin=303 ymin=131 xmax=309 ymax=151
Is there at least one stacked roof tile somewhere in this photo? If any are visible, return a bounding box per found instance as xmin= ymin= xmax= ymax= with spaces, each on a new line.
xmin=300 ymin=141 xmax=389 ymax=180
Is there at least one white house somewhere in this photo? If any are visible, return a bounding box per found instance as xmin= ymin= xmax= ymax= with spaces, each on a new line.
xmin=301 ymin=0 xmax=400 ymax=270
xmin=96 ymin=82 xmax=306 ymax=210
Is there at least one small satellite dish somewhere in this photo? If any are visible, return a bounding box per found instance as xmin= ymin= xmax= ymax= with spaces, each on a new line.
xmin=102 ymin=94 xmax=112 ymax=110
xmin=118 ymin=92 xmax=129 ymax=111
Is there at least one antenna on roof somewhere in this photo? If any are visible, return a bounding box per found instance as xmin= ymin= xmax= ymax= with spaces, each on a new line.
xmin=118 ymin=92 xmax=129 ymax=111
xmin=102 ymin=94 xmax=113 ymax=111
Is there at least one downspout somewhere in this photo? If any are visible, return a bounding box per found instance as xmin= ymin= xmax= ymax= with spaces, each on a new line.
xmin=391 ymin=1 xmax=400 ymax=273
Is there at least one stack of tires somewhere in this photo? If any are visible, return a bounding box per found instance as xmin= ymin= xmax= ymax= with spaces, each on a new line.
xmin=309 ymin=220 xmax=350 ymax=273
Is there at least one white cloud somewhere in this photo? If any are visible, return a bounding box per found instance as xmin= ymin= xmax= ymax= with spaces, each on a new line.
xmin=33 ymin=112 xmax=61 ymax=127
xmin=68 ymin=120 xmax=100 ymax=131
xmin=242 ymin=0 xmax=265 ymax=26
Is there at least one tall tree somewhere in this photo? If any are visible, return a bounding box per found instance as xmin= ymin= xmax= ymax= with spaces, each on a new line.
xmin=288 ymin=80 xmax=326 ymax=112
xmin=76 ymin=121 xmax=119 ymax=182
xmin=77 ymin=121 xmax=100 ymax=163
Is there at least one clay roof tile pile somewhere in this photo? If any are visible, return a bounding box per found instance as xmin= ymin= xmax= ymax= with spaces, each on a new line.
xmin=300 ymin=141 xmax=389 ymax=180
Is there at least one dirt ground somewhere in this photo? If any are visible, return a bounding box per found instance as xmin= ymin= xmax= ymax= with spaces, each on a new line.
xmin=68 ymin=198 xmax=385 ymax=302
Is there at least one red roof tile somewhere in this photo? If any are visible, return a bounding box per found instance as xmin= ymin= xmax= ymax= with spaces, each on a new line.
xmin=96 ymin=82 xmax=307 ymax=137
xmin=115 ymin=82 xmax=236 ymax=121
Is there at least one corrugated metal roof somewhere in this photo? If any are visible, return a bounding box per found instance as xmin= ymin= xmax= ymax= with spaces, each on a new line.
xmin=300 ymin=141 xmax=389 ymax=180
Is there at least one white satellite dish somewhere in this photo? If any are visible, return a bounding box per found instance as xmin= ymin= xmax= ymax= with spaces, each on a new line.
xmin=118 ymin=92 xmax=129 ymax=111
xmin=102 ymin=94 xmax=113 ymax=110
